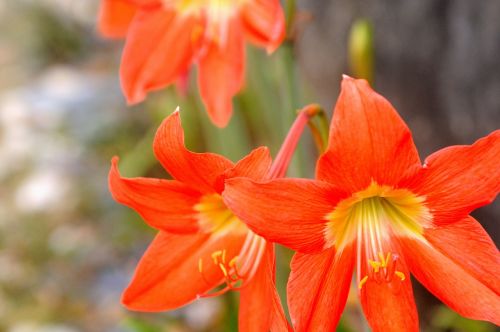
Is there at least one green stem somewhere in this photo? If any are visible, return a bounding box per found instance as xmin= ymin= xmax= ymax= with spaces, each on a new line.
xmin=285 ymin=0 xmax=297 ymax=38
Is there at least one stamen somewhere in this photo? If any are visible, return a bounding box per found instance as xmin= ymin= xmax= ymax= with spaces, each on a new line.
xmin=198 ymin=286 xmax=232 ymax=299
xmin=219 ymin=263 xmax=228 ymax=278
xmin=211 ymin=250 xmax=223 ymax=264
xmin=229 ymin=256 xmax=238 ymax=268
xmin=359 ymin=251 xmax=406 ymax=290
xmin=198 ymin=258 xmax=203 ymax=273
xmin=395 ymin=271 xmax=406 ymax=281
xmin=359 ymin=275 xmax=368 ymax=289
xmin=196 ymin=233 xmax=267 ymax=298
xmin=197 ymin=249 xmax=244 ymax=297
xmin=378 ymin=252 xmax=388 ymax=266
xmin=369 ymin=260 xmax=381 ymax=273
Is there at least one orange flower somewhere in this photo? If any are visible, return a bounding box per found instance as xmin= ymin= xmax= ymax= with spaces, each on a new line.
xmin=224 ymin=76 xmax=500 ymax=331
xmin=98 ymin=0 xmax=285 ymax=127
xmin=108 ymin=108 xmax=315 ymax=331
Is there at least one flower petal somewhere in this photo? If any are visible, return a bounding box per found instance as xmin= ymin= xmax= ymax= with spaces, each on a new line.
xmin=198 ymin=18 xmax=245 ymax=127
xmin=223 ymin=178 xmax=347 ymax=253
xmin=407 ymin=130 xmax=500 ymax=224
xmin=108 ymin=157 xmax=201 ymax=233
xmin=222 ymin=146 xmax=272 ymax=181
xmin=98 ymin=0 xmax=137 ymax=38
xmin=153 ymin=111 xmax=234 ymax=193
xmin=359 ymin=253 xmax=419 ymax=332
xmin=317 ymin=76 xmax=421 ymax=193
xmin=401 ymin=237 xmax=500 ymax=325
xmin=287 ymin=246 xmax=355 ymax=332
xmin=424 ymin=215 xmax=500 ymax=295
xmin=122 ymin=231 xmax=246 ymax=311
xmin=238 ymin=244 xmax=291 ymax=332
xmin=240 ymin=0 xmax=285 ymax=53
xmin=120 ymin=8 xmax=200 ymax=103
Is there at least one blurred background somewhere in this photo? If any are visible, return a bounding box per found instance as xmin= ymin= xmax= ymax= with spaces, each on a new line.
xmin=0 ymin=0 xmax=498 ymax=331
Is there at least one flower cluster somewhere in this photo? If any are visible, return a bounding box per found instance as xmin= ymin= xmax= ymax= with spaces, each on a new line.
xmin=101 ymin=2 xmax=500 ymax=332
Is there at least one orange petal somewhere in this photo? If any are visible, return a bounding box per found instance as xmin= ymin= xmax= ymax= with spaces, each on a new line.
xmin=223 ymin=178 xmax=347 ymax=253
xmin=287 ymin=246 xmax=355 ymax=332
xmin=122 ymin=231 xmax=246 ymax=311
xmin=153 ymin=111 xmax=234 ymax=193
xmin=120 ymin=8 xmax=200 ymax=103
xmin=317 ymin=76 xmax=421 ymax=192
xmin=424 ymin=215 xmax=500 ymax=295
xmin=108 ymin=157 xmax=201 ymax=233
xmin=401 ymin=237 xmax=500 ymax=325
xmin=238 ymin=244 xmax=291 ymax=332
xmin=359 ymin=253 xmax=419 ymax=332
xmin=97 ymin=0 xmax=137 ymax=38
xmin=198 ymin=18 xmax=246 ymax=127
xmin=406 ymin=130 xmax=500 ymax=225
xmin=221 ymin=146 xmax=272 ymax=181
xmin=240 ymin=0 xmax=285 ymax=53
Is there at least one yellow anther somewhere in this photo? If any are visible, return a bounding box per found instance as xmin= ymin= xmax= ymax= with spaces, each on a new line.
xmin=395 ymin=271 xmax=406 ymax=281
xmin=219 ymin=263 xmax=228 ymax=277
xmin=384 ymin=252 xmax=391 ymax=267
xmin=211 ymin=250 xmax=223 ymax=264
xmin=229 ymin=256 xmax=238 ymax=268
xmin=369 ymin=260 xmax=381 ymax=273
xmin=222 ymin=249 xmax=226 ymax=264
xmin=359 ymin=275 xmax=369 ymax=289
xmin=198 ymin=258 xmax=203 ymax=273
xmin=377 ymin=252 xmax=391 ymax=267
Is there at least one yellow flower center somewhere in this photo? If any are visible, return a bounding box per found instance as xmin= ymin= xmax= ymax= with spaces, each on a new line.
xmin=324 ymin=181 xmax=432 ymax=289
xmin=163 ymin=0 xmax=246 ymax=47
xmin=163 ymin=0 xmax=244 ymax=15
xmin=194 ymin=193 xmax=266 ymax=296
xmin=194 ymin=193 xmax=247 ymax=236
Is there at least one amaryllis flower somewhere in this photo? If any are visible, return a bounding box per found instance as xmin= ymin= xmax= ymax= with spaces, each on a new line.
xmin=109 ymin=108 xmax=315 ymax=331
xmin=224 ymin=76 xmax=500 ymax=331
xmin=98 ymin=0 xmax=285 ymax=127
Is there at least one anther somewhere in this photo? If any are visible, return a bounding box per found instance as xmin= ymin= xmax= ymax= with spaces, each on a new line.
xmin=360 ymin=251 xmax=407 ymax=288
xmin=211 ymin=250 xmax=223 ymax=264
xmin=229 ymin=256 xmax=238 ymax=268
xmin=198 ymin=249 xmax=246 ymax=298
xmin=359 ymin=276 xmax=369 ymax=289
xmin=369 ymin=260 xmax=381 ymax=273
xmin=219 ymin=263 xmax=228 ymax=277
xmin=395 ymin=271 xmax=406 ymax=281
xmin=198 ymin=258 xmax=203 ymax=273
